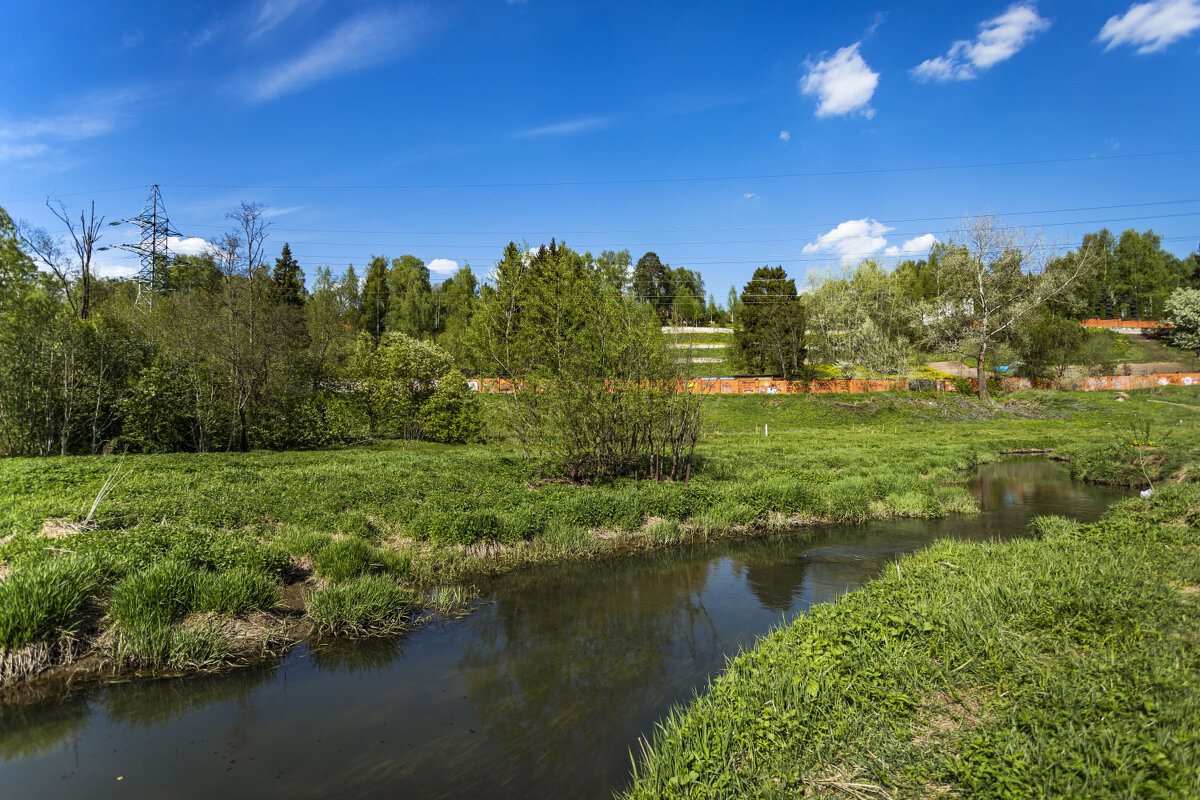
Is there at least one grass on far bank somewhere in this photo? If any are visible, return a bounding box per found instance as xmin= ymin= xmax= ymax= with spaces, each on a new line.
xmin=624 ymin=480 xmax=1200 ymax=800
xmin=1 ymin=388 xmax=1197 ymax=694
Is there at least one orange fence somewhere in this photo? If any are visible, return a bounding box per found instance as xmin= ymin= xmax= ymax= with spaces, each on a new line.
xmin=468 ymin=373 xmax=1200 ymax=395
xmin=1080 ymin=318 xmax=1171 ymax=329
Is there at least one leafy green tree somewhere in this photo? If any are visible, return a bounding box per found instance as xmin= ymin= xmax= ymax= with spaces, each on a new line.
xmin=271 ymin=243 xmax=305 ymax=305
xmin=360 ymin=256 xmax=390 ymax=340
xmin=351 ymin=332 xmax=451 ymax=439
xmin=163 ymin=253 xmax=222 ymax=294
xmin=734 ymin=266 xmax=807 ymax=378
xmin=1115 ymin=229 xmax=1171 ymax=319
xmin=633 ymin=251 xmax=670 ymax=318
xmin=437 ymin=264 xmax=477 ymax=366
xmin=592 ymin=249 xmax=632 ymax=294
xmin=385 ymin=255 xmax=433 ymax=338
xmin=473 ymin=240 xmax=701 ymax=481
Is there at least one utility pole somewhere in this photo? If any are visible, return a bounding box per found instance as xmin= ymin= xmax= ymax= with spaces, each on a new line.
xmin=110 ymin=185 xmax=182 ymax=309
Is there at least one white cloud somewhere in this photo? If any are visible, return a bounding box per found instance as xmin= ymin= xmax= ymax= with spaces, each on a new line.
xmin=803 ymin=219 xmax=893 ymax=261
xmin=779 ymin=130 xmax=791 ymax=141
xmin=1099 ymin=0 xmax=1200 ymax=52
xmin=912 ymin=3 xmax=1050 ymax=82
xmin=515 ymin=116 xmax=612 ymax=138
xmin=800 ymin=42 xmax=879 ymax=119
xmin=251 ymin=0 xmax=319 ymax=39
xmin=428 ymin=258 xmax=459 ymax=275
xmin=262 ymin=205 xmax=303 ymax=218
xmin=247 ymin=8 xmax=431 ymax=102
xmin=884 ymin=233 xmax=939 ymax=258
xmin=168 ymin=236 xmax=213 ymax=257
xmin=743 ymin=192 xmax=758 ymax=200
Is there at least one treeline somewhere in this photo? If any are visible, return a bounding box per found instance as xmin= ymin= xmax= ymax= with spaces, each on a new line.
xmin=728 ymin=220 xmax=1200 ymax=394
xmin=0 ymin=204 xmax=482 ymax=457
xmin=0 ymin=202 xmax=701 ymax=476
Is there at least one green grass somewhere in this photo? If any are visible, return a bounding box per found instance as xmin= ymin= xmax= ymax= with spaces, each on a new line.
xmin=1 ymin=388 xmax=1198 ymax=687
xmin=307 ymin=575 xmax=416 ymax=635
xmin=623 ymin=482 xmax=1200 ymax=799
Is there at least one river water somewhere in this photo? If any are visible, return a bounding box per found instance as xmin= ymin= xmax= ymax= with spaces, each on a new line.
xmin=0 ymin=459 xmax=1123 ymax=799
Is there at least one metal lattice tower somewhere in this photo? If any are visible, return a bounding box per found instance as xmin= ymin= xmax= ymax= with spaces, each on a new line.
xmin=115 ymin=185 xmax=180 ymax=308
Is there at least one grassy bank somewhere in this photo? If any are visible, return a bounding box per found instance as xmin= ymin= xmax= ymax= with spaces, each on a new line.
xmin=623 ymin=480 xmax=1200 ymax=799
xmin=1 ymin=389 xmax=1197 ymax=700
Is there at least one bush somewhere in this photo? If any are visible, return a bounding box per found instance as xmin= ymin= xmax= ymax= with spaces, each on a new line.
xmin=420 ymin=370 xmax=483 ymax=444
xmin=0 ymin=555 xmax=107 ymax=649
xmin=307 ymin=575 xmax=414 ymax=634
xmin=313 ymin=538 xmax=373 ymax=582
xmin=193 ymin=568 xmax=279 ymax=615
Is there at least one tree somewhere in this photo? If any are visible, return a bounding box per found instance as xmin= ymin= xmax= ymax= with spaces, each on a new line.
xmin=633 ymin=251 xmax=670 ymax=318
xmin=473 ymin=240 xmax=701 ymax=481
xmin=920 ymin=215 xmax=1095 ymax=402
xmin=18 ymin=199 xmax=104 ymax=320
xmin=360 ymin=256 xmax=390 ymax=340
xmin=592 ymin=249 xmax=632 ymax=294
xmin=385 ymin=254 xmax=433 ymax=338
xmin=1166 ymin=288 xmax=1200 ymax=357
xmin=733 ymin=266 xmax=807 ymax=378
xmin=272 ymin=243 xmax=304 ymax=305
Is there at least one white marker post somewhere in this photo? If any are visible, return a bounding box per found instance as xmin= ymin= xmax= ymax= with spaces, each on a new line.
xmin=765 ymin=422 xmax=769 ymax=438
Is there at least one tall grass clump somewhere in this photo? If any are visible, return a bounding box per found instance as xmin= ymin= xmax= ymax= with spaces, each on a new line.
xmin=108 ymin=560 xmax=197 ymax=627
xmin=0 ymin=555 xmax=108 ymax=649
xmin=193 ymin=568 xmax=279 ymax=615
xmin=313 ymin=537 xmax=374 ymax=582
xmin=307 ymin=575 xmax=415 ymax=635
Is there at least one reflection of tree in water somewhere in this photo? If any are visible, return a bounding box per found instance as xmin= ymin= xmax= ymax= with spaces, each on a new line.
xmin=0 ymin=697 xmax=90 ymax=762
xmin=457 ymin=553 xmax=718 ymax=780
xmin=733 ymin=539 xmax=812 ymax=613
xmin=0 ymin=666 xmax=279 ymax=763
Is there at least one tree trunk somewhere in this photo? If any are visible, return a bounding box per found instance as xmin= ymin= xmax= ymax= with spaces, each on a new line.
xmin=976 ymin=344 xmax=990 ymax=403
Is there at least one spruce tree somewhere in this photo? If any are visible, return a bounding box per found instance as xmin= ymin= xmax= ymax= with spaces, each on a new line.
xmin=360 ymin=256 xmax=391 ymax=340
xmin=272 ymin=243 xmax=305 ymax=305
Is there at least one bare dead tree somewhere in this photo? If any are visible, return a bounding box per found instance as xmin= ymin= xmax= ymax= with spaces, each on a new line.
xmin=17 ymin=199 xmax=104 ymax=320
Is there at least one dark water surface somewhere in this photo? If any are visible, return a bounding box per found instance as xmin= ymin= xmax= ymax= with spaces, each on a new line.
xmin=0 ymin=460 xmax=1123 ymax=799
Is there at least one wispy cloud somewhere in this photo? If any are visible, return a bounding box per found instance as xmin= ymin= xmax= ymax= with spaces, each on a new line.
xmin=912 ymin=3 xmax=1050 ymax=82
xmin=779 ymin=130 xmax=791 ymax=142
xmin=1099 ymin=0 xmax=1200 ymax=53
xmin=0 ymin=87 xmax=147 ymax=165
xmin=800 ymin=43 xmax=879 ymax=119
xmin=743 ymin=192 xmax=759 ymax=200
xmin=246 ymin=7 xmax=432 ymax=102
xmin=514 ymin=116 xmax=613 ymax=138
xmin=251 ymin=0 xmax=320 ymax=39
xmin=263 ymin=205 xmax=304 ymax=218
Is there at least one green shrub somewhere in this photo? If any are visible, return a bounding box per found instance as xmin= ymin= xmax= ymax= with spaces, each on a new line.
xmin=307 ymin=575 xmax=414 ymax=634
xmin=193 ymin=568 xmax=279 ymax=615
xmin=420 ymin=369 xmax=483 ymax=444
xmin=0 ymin=555 xmax=107 ymax=649
xmin=313 ymin=538 xmax=373 ymax=582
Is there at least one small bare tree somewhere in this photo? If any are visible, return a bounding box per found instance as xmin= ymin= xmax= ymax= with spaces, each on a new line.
xmin=18 ymin=199 xmax=104 ymax=319
xmin=920 ymin=215 xmax=1096 ymax=402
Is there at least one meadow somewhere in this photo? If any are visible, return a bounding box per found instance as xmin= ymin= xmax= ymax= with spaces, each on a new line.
xmin=623 ymin=481 xmax=1200 ymax=799
xmin=1 ymin=388 xmax=1197 ymax=697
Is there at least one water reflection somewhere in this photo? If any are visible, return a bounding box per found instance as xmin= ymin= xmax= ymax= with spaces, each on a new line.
xmin=0 ymin=460 xmax=1123 ymax=800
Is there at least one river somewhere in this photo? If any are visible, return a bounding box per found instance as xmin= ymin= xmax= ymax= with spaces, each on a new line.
xmin=0 ymin=459 xmax=1124 ymax=799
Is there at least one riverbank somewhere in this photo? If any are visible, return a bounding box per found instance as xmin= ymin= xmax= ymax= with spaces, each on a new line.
xmin=1 ymin=389 xmax=1196 ymax=705
xmin=623 ymin=480 xmax=1200 ymax=799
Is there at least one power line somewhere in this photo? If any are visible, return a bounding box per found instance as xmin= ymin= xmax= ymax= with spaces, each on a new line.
xmin=160 ymin=148 xmax=1200 ymax=191
xmin=278 ymin=233 xmax=1200 ymax=269
xmin=176 ymin=210 xmax=1200 ymax=253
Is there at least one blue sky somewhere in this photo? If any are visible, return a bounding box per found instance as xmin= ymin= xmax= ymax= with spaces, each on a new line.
xmin=2 ymin=0 xmax=1199 ymax=297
